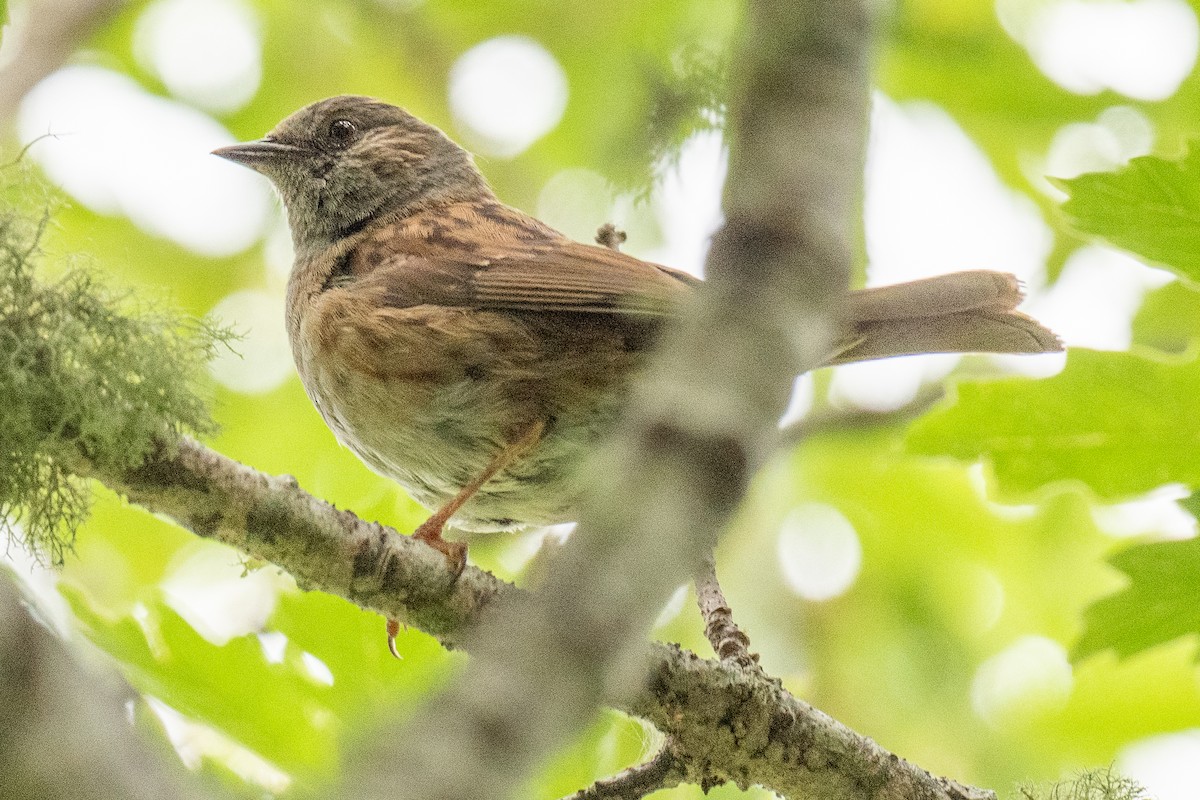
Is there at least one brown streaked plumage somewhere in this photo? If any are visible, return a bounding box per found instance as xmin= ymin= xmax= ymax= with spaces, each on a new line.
xmin=213 ymin=95 xmax=1062 ymax=577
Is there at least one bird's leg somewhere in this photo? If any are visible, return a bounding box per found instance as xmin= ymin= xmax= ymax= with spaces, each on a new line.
xmin=410 ymin=419 xmax=547 ymax=567
xmin=386 ymin=419 xmax=546 ymax=657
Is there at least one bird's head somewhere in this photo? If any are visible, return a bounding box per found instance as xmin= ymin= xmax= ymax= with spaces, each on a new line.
xmin=214 ymin=95 xmax=490 ymax=253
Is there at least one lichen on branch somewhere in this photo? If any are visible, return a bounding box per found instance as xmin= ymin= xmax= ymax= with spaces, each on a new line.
xmin=0 ymin=165 xmax=233 ymax=563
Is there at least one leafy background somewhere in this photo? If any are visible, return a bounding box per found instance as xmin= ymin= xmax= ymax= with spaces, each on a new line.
xmin=3 ymin=0 xmax=1200 ymax=797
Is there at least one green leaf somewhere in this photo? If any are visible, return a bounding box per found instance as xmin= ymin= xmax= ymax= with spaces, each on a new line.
xmin=1057 ymin=146 xmax=1200 ymax=282
xmin=1133 ymin=281 xmax=1200 ymax=354
xmin=1075 ymin=538 xmax=1200 ymax=660
xmin=907 ymin=349 xmax=1200 ymax=499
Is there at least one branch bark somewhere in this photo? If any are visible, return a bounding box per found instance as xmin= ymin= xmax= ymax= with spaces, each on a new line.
xmin=338 ymin=0 xmax=877 ymax=796
xmin=72 ymin=436 xmax=996 ymax=799
xmin=0 ymin=0 xmax=128 ymax=122
xmin=695 ymin=553 xmax=759 ymax=670
xmin=6 ymin=0 xmax=998 ymax=796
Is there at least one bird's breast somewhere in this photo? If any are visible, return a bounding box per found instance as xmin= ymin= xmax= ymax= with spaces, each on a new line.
xmin=285 ymin=278 xmax=639 ymax=531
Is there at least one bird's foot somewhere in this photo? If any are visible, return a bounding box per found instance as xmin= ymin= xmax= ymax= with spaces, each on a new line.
xmin=412 ymin=518 xmax=468 ymax=578
xmin=386 ymin=618 xmax=405 ymax=659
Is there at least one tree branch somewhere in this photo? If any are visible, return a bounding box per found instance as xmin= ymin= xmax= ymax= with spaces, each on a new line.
xmin=8 ymin=0 xmax=997 ymax=796
xmin=559 ymin=740 xmax=692 ymax=800
xmin=695 ymin=553 xmax=759 ymax=670
xmin=0 ymin=0 xmax=128 ymax=122
xmin=66 ymin=411 xmax=993 ymax=799
xmin=339 ymin=0 xmax=880 ymax=795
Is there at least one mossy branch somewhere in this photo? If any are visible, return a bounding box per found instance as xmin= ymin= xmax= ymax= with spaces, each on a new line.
xmin=0 ymin=164 xmax=232 ymax=564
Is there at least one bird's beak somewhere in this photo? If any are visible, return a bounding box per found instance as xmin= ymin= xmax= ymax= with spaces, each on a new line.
xmin=211 ymin=139 xmax=302 ymax=171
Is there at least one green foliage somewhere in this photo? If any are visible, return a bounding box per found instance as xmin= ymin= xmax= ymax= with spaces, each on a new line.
xmin=908 ymin=344 xmax=1200 ymax=663
xmin=0 ymin=167 xmax=231 ymax=564
xmin=907 ymin=349 xmax=1200 ymax=500
xmin=1018 ymin=768 xmax=1150 ymax=800
xmin=1057 ymin=147 xmax=1200 ymax=282
xmin=1075 ymin=538 xmax=1200 ymax=661
xmin=11 ymin=0 xmax=1200 ymax=795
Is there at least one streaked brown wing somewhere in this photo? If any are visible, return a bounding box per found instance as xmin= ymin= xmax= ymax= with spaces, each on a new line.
xmin=470 ymin=240 xmax=698 ymax=315
xmin=345 ymin=200 xmax=699 ymax=316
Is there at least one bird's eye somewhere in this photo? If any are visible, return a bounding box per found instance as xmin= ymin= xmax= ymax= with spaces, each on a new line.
xmin=327 ymin=119 xmax=357 ymax=146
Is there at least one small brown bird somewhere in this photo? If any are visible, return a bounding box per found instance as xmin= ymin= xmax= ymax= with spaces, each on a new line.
xmin=214 ymin=95 xmax=1060 ymax=581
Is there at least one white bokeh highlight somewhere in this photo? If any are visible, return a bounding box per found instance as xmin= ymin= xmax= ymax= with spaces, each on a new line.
xmin=536 ymin=167 xmax=617 ymax=243
xmin=866 ymin=95 xmax=1053 ymax=288
xmin=643 ymin=129 xmax=727 ymax=278
xmin=207 ymin=289 xmax=294 ymax=395
xmin=161 ymin=545 xmax=286 ymax=646
xmin=777 ymin=503 xmax=863 ymax=601
xmin=134 ymin=0 xmax=262 ymax=113
xmin=257 ymin=631 xmax=288 ymax=664
xmin=1022 ymin=246 xmax=1174 ymax=351
xmin=778 ymin=373 xmax=816 ymax=428
xmin=18 ymin=66 xmax=272 ymax=256
xmin=1118 ymin=730 xmax=1200 ymax=800
xmin=301 ymin=651 xmax=335 ymax=686
xmin=1043 ymin=106 xmax=1155 ymax=185
xmin=449 ymin=36 xmax=568 ymax=157
xmin=1091 ymin=485 xmax=1198 ymax=539
xmin=654 ymin=584 xmax=690 ymax=628
xmin=855 ymin=95 xmax=1057 ymax=408
xmin=970 ymin=635 xmax=1073 ymax=727
xmin=830 ymin=353 xmax=960 ymax=413
xmin=146 ymin=696 xmax=291 ymax=792
xmin=1000 ymin=0 xmax=1199 ymax=100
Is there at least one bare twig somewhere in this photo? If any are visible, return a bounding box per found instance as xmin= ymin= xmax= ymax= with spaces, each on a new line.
xmin=695 ymin=553 xmax=759 ymax=670
xmin=560 ymin=740 xmax=693 ymax=800
xmin=595 ymin=223 xmax=627 ymax=252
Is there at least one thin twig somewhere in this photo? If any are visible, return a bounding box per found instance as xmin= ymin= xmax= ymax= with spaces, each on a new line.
xmin=595 ymin=223 xmax=627 ymax=252
xmin=560 ymin=740 xmax=693 ymax=800
xmin=695 ymin=553 xmax=760 ymax=671
xmin=778 ymin=384 xmax=947 ymax=447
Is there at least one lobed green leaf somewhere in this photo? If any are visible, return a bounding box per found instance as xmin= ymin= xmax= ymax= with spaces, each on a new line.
xmin=907 ymin=349 xmax=1200 ymax=500
xmin=1057 ymin=146 xmax=1200 ymax=283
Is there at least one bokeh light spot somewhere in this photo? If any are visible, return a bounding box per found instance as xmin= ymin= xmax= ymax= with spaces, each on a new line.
xmin=161 ymin=545 xmax=286 ymax=646
xmin=146 ymin=697 xmax=291 ymax=792
xmin=1118 ymin=730 xmax=1200 ymax=800
xmin=642 ymin=130 xmax=727 ymax=278
xmin=449 ymin=35 xmax=568 ymax=158
xmin=301 ymin=652 xmax=335 ymax=686
xmin=18 ymin=66 xmax=272 ymax=256
xmin=776 ymin=503 xmax=862 ymax=601
xmin=1000 ymin=0 xmax=1198 ymax=100
xmin=654 ymin=584 xmax=690 ymax=629
xmin=1022 ymin=246 xmax=1173 ymax=351
xmin=208 ymin=289 xmax=293 ymax=395
xmin=537 ymin=168 xmax=617 ymax=243
xmin=134 ymin=0 xmax=261 ymax=113
xmin=866 ymin=94 xmax=1052 ymax=288
xmin=970 ymin=635 xmax=1073 ymax=728
xmin=1044 ymin=107 xmax=1155 ymax=184
xmin=829 ymin=354 xmax=959 ymax=413
xmin=1091 ymin=485 xmax=1197 ymax=539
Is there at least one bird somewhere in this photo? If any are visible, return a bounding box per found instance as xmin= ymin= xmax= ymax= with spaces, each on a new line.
xmin=213 ymin=95 xmax=1061 ymax=634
